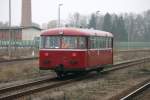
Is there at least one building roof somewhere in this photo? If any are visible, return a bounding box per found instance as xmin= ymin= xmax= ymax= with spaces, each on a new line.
xmin=41 ymin=27 xmax=113 ymax=37
xmin=0 ymin=26 xmax=41 ymax=30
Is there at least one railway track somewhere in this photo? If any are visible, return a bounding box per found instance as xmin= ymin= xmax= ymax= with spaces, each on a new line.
xmin=120 ymin=81 xmax=150 ymax=100
xmin=115 ymin=48 xmax=150 ymax=53
xmin=0 ymin=57 xmax=38 ymax=63
xmin=0 ymin=57 xmax=150 ymax=100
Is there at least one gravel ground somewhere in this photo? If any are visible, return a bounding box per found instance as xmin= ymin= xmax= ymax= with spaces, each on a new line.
xmin=19 ymin=61 xmax=150 ymax=100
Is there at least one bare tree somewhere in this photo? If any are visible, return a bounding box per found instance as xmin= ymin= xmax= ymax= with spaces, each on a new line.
xmin=47 ymin=20 xmax=57 ymax=28
xmin=67 ymin=12 xmax=88 ymax=28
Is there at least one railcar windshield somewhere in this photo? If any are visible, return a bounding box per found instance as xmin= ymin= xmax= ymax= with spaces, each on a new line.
xmin=40 ymin=36 xmax=86 ymax=49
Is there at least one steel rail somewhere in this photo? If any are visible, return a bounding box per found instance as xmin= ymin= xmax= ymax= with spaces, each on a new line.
xmin=0 ymin=57 xmax=38 ymax=63
xmin=120 ymin=82 xmax=150 ymax=100
xmin=0 ymin=76 xmax=54 ymax=94
xmin=0 ymin=57 xmax=150 ymax=100
xmin=115 ymin=48 xmax=150 ymax=53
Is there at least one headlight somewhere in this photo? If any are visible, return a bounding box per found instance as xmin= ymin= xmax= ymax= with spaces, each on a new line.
xmin=69 ymin=60 xmax=78 ymax=64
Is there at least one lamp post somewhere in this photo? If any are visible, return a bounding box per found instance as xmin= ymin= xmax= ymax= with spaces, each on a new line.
xmin=96 ymin=10 xmax=100 ymax=29
xmin=96 ymin=10 xmax=100 ymax=15
xmin=58 ymin=3 xmax=63 ymax=27
xmin=128 ymin=30 xmax=129 ymax=50
xmin=8 ymin=0 xmax=11 ymax=57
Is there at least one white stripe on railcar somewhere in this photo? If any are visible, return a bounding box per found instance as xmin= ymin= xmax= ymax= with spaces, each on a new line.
xmin=40 ymin=49 xmax=87 ymax=51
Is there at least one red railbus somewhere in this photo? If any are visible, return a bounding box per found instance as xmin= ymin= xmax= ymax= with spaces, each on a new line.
xmin=39 ymin=28 xmax=113 ymax=78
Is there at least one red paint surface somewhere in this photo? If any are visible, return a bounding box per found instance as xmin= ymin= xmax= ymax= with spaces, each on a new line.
xmin=39 ymin=50 xmax=88 ymax=69
xmin=88 ymin=49 xmax=113 ymax=67
xmin=41 ymin=28 xmax=113 ymax=37
xmin=39 ymin=49 xmax=113 ymax=70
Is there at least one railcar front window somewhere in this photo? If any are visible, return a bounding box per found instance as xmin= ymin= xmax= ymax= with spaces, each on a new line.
xmin=40 ymin=36 xmax=86 ymax=49
xmin=78 ymin=37 xmax=86 ymax=49
xmin=40 ymin=36 xmax=44 ymax=48
xmin=42 ymin=36 xmax=60 ymax=49
xmin=62 ymin=37 xmax=77 ymax=48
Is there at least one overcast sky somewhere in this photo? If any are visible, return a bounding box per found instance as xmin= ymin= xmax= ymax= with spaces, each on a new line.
xmin=0 ymin=0 xmax=150 ymax=26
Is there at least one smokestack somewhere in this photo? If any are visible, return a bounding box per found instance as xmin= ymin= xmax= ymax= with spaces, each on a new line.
xmin=21 ymin=0 xmax=32 ymax=27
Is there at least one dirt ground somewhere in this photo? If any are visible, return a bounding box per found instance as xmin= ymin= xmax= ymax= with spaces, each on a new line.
xmin=114 ymin=50 xmax=150 ymax=63
xmin=0 ymin=48 xmax=38 ymax=60
xmin=0 ymin=60 xmax=54 ymax=84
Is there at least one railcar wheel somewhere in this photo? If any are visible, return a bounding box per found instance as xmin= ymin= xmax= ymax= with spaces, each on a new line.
xmin=74 ymin=71 xmax=88 ymax=76
xmin=96 ymin=67 xmax=104 ymax=74
xmin=56 ymin=72 xmax=64 ymax=79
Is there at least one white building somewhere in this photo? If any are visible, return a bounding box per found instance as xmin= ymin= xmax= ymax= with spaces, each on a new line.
xmin=0 ymin=26 xmax=41 ymax=41
xmin=22 ymin=26 xmax=41 ymax=40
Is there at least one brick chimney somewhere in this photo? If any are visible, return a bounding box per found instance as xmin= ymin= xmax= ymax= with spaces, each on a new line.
xmin=21 ymin=0 xmax=32 ymax=27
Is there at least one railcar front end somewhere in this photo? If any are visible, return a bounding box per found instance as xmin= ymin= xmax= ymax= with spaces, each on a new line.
xmin=39 ymin=35 xmax=88 ymax=77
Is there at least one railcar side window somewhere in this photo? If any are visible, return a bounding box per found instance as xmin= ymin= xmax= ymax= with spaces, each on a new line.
xmin=99 ymin=37 xmax=104 ymax=48
xmin=104 ymin=37 xmax=106 ymax=48
xmin=108 ymin=38 xmax=112 ymax=48
xmin=89 ymin=36 xmax=112 ymax=49
xmin=90 ymin=37 xmax=95 ymax=49
xmin=99 ymin=37 xmax=105 ymax=48
xmin=106 ymin=37 xmax=108 ymax=48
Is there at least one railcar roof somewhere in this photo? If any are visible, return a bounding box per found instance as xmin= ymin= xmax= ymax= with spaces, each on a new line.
xmin=41 ymin=27 xmax=113 ymax=37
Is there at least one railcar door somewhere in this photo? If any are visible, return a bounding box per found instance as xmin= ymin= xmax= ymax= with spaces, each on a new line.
xmin=87 ymin=36 xmax=99 ymax=67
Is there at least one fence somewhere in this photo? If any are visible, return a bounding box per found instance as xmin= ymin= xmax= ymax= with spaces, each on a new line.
xmin=0 ymin=40 xmax=150 ymax=50
xmin=0 ymin=40 xmax=39 ymax=48
xmin=114 ymin=42 xmax=150 ymax=49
